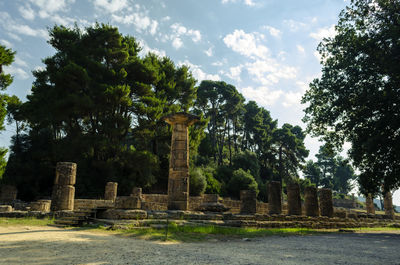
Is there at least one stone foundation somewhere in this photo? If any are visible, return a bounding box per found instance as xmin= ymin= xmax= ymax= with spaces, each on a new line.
xmin=29 ymin=200 xmax=51 ymax=212
xmin=240 ymin=190 xmax=257 ymax=214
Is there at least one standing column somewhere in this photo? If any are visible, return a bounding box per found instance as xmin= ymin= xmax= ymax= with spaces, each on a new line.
xmin=268 ymin=181 xmax=282 ymax=215
xmin=240 ymin=190 xmax=257 ymax=214
xmin=287 ymin=183 xmax=301 ymax=215
xmin=366 ymin=193 xmax=375 ymax=215
xmin=163 ymin=113 xmax=199 ymax=210
xmin=51 ymin=162 xmax=76 ymax=211
xmin=104 ymin=182 xmax=118 ymax=201
xmin=384 ymin=191 xmax=394 ymax=218
xmin=319 ymin=188 xmax=334 ymax=217
xmin=304 ymin=186 xmax=319 ymax=217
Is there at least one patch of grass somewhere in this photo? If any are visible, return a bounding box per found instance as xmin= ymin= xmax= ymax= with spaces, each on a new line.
xmin=87 ymin=223 xmax=327 ymax=242
xmin=0 ymin=217 xmax=55 ymax=226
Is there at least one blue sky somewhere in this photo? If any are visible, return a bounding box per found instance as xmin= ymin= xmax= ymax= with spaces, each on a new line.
xmin=1 ymin=0 xmax=399 ymax=204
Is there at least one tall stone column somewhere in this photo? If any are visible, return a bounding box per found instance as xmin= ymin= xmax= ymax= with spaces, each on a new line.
xmin=240 ymin=190 xmax=257 ymax=214
xmin=163 ymin=113 xmax=199 ymax=210
xmin=287 ymin=183 xmax=301 ymax=215
xmin=384 ymin=191 xmax=394 ymax=218
xmin=319 ymin=188 xmax=333 ymax=217
xmin=366 ymin=193 xmax=375 ymax=215
xmin=51 ymin=162 xmax=76 ymax=211
xmin=268 ymin=181 xmax=282 ymax=215
xmin=104 ymin=182 xmax=118 ymax=201
xmin=304 ymin=186 xmax=319 ymax=217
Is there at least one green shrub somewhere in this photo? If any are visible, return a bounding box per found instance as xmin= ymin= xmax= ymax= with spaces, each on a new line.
xmin=227 ymin=168 xmax=258 ymax=199
xmin=190 ymin=168 xmax=207 ymax=196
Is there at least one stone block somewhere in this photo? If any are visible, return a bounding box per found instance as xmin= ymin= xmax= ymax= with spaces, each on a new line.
xmin=0 ymin=205 xmax=12 ymax=212
xmin=104 ymin=182 xmax=118 ymax=201
xmin=287 ymin=183 xmax=301 ymax=215
xmin=268 ymin=181 xmax=282 ymax=215
xmin=55 ymin=162 xmax=76 ymax=185
xmin=366 ymin=193 xmax=375 ymax=215
xmin=51 ymin=184 xmax=75 ymax=211
xmin=98 ymin=209 xmax=147 ymax=220
xmin=240 ymin=190 xmax=257 ymax=214
xmin=196 ymin=202 xmax=230 ymax=212
xmin=29 ymin=200 xmax=51 ymax=212
xmin=319 ymin=188 xmax=334 ymax=217
xmin=305 ymin=186 xmax=319 ymax=217
xmin=115 ymin=196 xmax=141 ymax=209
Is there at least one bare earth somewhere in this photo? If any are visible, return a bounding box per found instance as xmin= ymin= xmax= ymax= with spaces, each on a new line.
xmin=1 ymin=226 xmax=400 ymax=265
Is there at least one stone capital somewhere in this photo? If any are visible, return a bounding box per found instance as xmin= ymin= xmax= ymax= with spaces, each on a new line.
xmin=162 ymin=112 xmax=200 ymax=126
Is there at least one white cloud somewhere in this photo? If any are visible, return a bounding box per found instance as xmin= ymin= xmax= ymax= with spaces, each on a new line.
xmin=310 ymin=25 xmax=336 ymax=41
xmin=222 ymin=0 xmax=256 ymax=6
xmin=92 ymin=0 xmax=127 ymax=13
xmin=297 ymin=44 xmax=305 ymax=54
xmin=0 ymin=39 xmax=12 ymax=48
xmin=172 ymin=37 xmax=183 ymax=49
xmin=170 ymin=23 xmax=202 ymax=43
xmin=223 ymin=29 xmax=269 ymax=60
xmin=138 ymin=40 xmax=166 ymax=57
xmin=245 ymin=59 xmax=297 ymax=86
xmin=211 ymin=61 xmax=224 ymax=66
xmin=204 ymin=47 xmax=213 ymax=57
xmin=18 ymin=4 xmax=35 ymax=20
xmin=263 ymin=25 xmax=281 ymax=38
xmin=111 ymin=13 xmax=158 ymax=35
xmin=162 ymin=16 xmax=170 ymax=21
xmin=29 ymin=0 xmax=75 ymax=14
xmin=34 ymin=66 xmax=46 ymax=72
xmin=3 ymin=65 xmax=29 ymax=80
xmin=283 ymin=19 xmax=307 ymax=32
xmin=179 ymin=60 xmax=220 ymax=82
xmin=240 ymin=86 xmax=283 ymax=106
xmin=282 ymin=90 xmax=303 ymax=108
xmin=14 ymin=57 xmax=29 ymax=68
xmin=0 ymin=12 xmax=48 ymax=39
xmin=225 ymin=65 xmax=243 ymax=82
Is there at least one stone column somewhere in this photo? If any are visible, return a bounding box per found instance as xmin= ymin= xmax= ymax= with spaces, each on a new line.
xmin=287 ymin=183 xmax=301 ymax=215
xmin=51 ymin=162 xmax=76 ymax=211
xmin=163 ymin=113 xmax=199 ymax=210
xmin=304 ymin=186 xmax=319 ymax=217
xmin=384 ymin=191 xmax=394 ymax=218
xmin=319 ymin=188 xmax=333 ymax=217
xmin=268 ymin=181 xmax=282 ymax=215
xmin=0 ymin=185 xmax=18 ymax=203
xmin=240 ymin=190 xmax=257 ymax=214
xmin=104 ymin=182 xmax=118 ymax=201
xmin=366 ymin=193 xmax=375 ymax=215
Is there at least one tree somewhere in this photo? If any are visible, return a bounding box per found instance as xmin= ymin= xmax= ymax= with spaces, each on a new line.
xmin=333 ymin=157 xmax=356 ymax=194
xmin=302 ymin=0 xmax=400 ymax=193
xmin=303 ymin=160 xmax=322 ymax=188
xmin=0 ymin=44 xmax=15 ymax=181
xmin=315 ymin=144 xmax=336 ymax=189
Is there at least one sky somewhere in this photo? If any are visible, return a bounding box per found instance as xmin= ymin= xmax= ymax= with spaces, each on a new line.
xmin=0 ymin=0 xmax=399 ymax=205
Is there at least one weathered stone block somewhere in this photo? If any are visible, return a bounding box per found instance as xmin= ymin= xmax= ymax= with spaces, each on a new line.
xmin=196 ymin=202 xmax=230 ymax=212
xmin=0 ymin=185 xmax=17 ymax=202
xmin=51 ymin=184 xmax=75 ymax=211
xmin=115 ymin=196 xmax=141 ymax=209
xmin=319 ymin=188 xmax=334 ymax=217
xmin=305 ymin=186 xmax=319 ymax=217
xmin=384 ymin=191 xmax=395 ymax=219
xmin=240 ymin=190 xmax=257 ymax=214
xmin=30 ymin=200 xmax=51 ymax=212
xmin=98 ymin=209 xmax=147 ymax=220
xmin=55 ymin=162 xmax=77 ymax=185
xmin=366 ymin=193 xmax=375 ymax=215
xmin=268 ymin=181 xmax=282 ymax=215
xmin=287 ymin=183 xmax=301 ymax=215
xmin=104 ymin=182 xmax=118 ymax=201
xmin=0 ymin=205 xmax=12 ymax=212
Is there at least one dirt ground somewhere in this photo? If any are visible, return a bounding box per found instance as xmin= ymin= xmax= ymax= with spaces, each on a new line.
xmin=1 ymin=225 xmax=400 ymax=265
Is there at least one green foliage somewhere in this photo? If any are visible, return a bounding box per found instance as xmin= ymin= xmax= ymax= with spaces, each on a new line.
xmin=0 ymin=44 xmax=15 ymax=90
xmin=189 ymin=168 xmax=207 ymax=196
xmin=232 ymin=150 xmax=260 ymax=179
xmin=302 ymin=0 xmax=400 ymax=193
xmin=227 ymin=168 xmax=258 ymax=199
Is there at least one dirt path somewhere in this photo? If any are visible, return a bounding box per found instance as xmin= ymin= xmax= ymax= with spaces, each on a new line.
xmin=1 ymin=226 xmax=400 ymax=265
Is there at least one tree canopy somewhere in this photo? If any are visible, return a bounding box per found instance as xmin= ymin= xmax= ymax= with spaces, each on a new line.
xmin=302 ymin=0 xmax=400 ymax=195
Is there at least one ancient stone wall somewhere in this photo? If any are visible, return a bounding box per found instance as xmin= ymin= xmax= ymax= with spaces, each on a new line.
xmin=74 ymin=199 xmax=114 ymax=210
